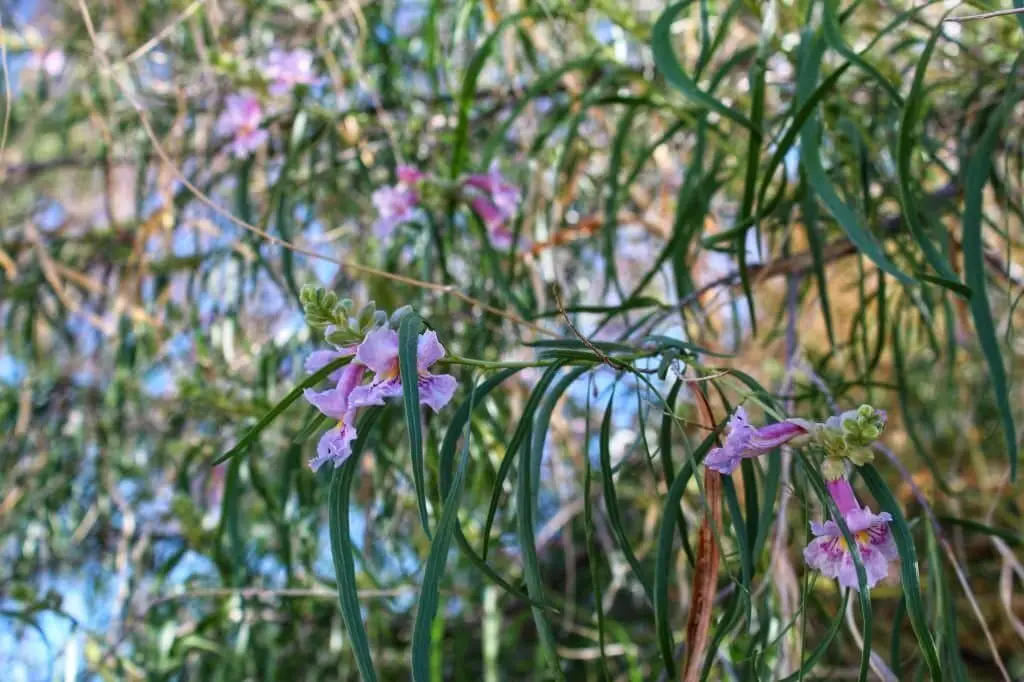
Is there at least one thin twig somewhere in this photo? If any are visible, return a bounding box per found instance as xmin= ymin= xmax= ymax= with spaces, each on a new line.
xmin=75 ymin=0 xmax=556 ymax=339
xmin=947 ymin=7 xmax=1024 ymax=22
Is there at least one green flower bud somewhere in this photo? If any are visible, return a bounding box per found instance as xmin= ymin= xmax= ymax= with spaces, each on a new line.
xmin=821 ymin=457 xmax=846 ymax=481
xmin=846 ymin=448 xmax=875 ymax=466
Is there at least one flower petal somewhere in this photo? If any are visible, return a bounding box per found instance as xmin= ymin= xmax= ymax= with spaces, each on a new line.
xmin=747 ymin=421 xmax=808 ymax=451
xmin=703 ymin=446 xmax=742 ymax=475
xmin=303 ymin=386 xmax=348 ymax=419
xmin=355 ymin=327 xmax=399 ymax=375
xmin=416 ymin=330 xmax=446 ymax=370
xmin=310 ymin=423 xmax=358 ymax=472
xmin=418 ymin=373 xmax=457 ymax=412
xmin=348 ymin=376 xmax=402 ymax=408
xmin=305 ymin=347 xmax=355 ymax=381
xmin=804 ymin=536 xmax=843 ymax=578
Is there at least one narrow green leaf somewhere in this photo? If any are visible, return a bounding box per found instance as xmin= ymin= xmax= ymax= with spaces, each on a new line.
xmin=651 ymin=2 xmax=758 ymax=133
xmin=329 ymin=408 xmax=385 ymax=682
xmin=437 ymin=370 xmax=553 ymax=610
xmin=962 ymin=76 xmax=1019 ymax=479
xmin=896 ymin=9 xmax=967 ymax=295
xmin=778 ymin=591 xmax=849 ymax=682
xmin=518 ymin=420 xmax=565 ymax=679
xmin=937 ymin=515 xmax=1023 ymax=546
xmin=660 ymin=380 xmax=694 ymax=566
xmin=411 ymin=381 xmax=477 ymax=681
xmin=582 ymin=379 xmax=613 ymax=680
xmin=798 ymin=32 xmax=913 ymax=287
xmin=599 ymin=389 xmax=654 ymax=604
xmin=860 ymin=465 xmax=942 ymax=680
xmin=482 ymin=362 xmax=570 ymax=559
xmin=822 ymin=0 xmax=903 ymax=105
xmin=214 ymin=354 xmax=351 ymax=464
xmin=398 ymin=313 xmax=432 ymax=537
xmin=531 ymin=367 xmax=590 ymax=520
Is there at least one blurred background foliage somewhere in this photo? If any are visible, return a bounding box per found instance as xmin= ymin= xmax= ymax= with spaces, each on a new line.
xmin=2 ymin=0 xmax=1024 ymax=679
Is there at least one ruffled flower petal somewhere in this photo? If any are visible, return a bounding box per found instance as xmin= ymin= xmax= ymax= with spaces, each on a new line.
xmin=303 ymin=363 xmax=365 ymax=419
xmin=804 ymin=483 xmax=898 ymax=591
xmin=309 ymin=422 xmax=359 ymax=472
xmin=348 ymin=376 xmax=402 ymax=408
xmin=355 ymin=327 xmax=400 ymax=375
xmin=418 ymin=373 xmax=457 ymax=412
xmin=416 ymin=330 xmax=446 ymax=370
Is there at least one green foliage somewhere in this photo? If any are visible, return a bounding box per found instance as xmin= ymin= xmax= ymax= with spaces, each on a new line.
xmin=2 ymin=0 xmax=1024 ymax=680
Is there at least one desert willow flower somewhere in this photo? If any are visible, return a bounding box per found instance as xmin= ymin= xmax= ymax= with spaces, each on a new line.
xmin=803 ymin=477 xmax=898 ymax=591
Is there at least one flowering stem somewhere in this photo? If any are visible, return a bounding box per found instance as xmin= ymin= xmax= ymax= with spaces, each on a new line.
xmin=441 ymin=350 xmax=659 ymax=371
xmin=440 ymin=355 xmax=558 ymax=370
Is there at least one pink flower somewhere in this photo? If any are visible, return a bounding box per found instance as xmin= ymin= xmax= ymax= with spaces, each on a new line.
xmin=397 ymin=165 xmax=425 ymax=184
xmin=803 ymin=478 xmax=898 ymax=591
xmin=348 ymin=327 xmax=457 ymax=412
xmin=372 ymin=165 xmax=423 ymax=237
xmin=704 ymin=406 xmax=810 ymax=474
xmin=303 ymin=346 xmax=365 ymax=472
xmin=469 ymin=196 xmax=514 ymax=248
xmin=216 ymin=92 xmax=268 ymax=159
xmin=30 ymin=49 xmax=65 ymax=77
xmin=265 ymin=49 xmax=320 ymax=96
xmin=463 ymin=162 xmax=523 ymax=247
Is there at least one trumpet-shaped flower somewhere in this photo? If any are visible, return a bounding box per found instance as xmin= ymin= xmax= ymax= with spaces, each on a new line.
xmin=372 ymin=165 xmax=424 ymax=238
xmin=303 ymin=357 xmax=366 ymax=472
xmin=463 ymin=162 xmax=522 ymax=247
xmin=348 ymin=327 xmax=456 ymax=411
xmin=704 ymin=406 xmax=810 ymax=474
xmin=216 ymin=92 xmax=268 ymax=159
xmin=803 ymin=478 xmax=898 ymax=591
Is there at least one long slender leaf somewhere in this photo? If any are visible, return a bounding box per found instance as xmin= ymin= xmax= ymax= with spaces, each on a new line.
xmin=652 ymin=2 xmax=758 ymax=133
xmin=329 ymin=408 xmax=385 ymax=682
xmin=398 ymin=313 xmax=432 ymax=537
xmin=215 ymin=354 xmax=352 ymax=464
xmin=962 ymin=70 xmax=1019 ymax=480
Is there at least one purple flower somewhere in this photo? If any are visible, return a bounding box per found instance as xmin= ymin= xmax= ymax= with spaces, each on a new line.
xmin=463 ymin=162 xmax=523 ymax=247
xmin=704 ymin=406 xmax=809 ymax=474
xmin=803 ymin=478 xmax=898 ymax=591
xmin=265 ymin=49 xmax=320 ymax=95
xmin=348 ymin=327 xmax=457 ymax=411
xmin=216 ymin=92 xmax=268 ymax=159
xmin=304 ymin=343 xmax=357 ymax=382
xmin=372 ymin=165 xmax=424 ymax=238
xmin=303 ymin=355 xmax=366 ymax=472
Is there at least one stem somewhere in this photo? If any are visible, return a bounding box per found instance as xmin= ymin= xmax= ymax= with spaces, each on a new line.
xmin=440 ymin=355 xmax=557 ymax=370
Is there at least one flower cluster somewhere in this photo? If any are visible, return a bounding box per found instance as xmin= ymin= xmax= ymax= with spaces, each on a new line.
xmin=299 ymin=290 xmax=456 ymax=472
xmin=216 ymin=48 xmax=321 ymax=159
xmin=705 ymin=403 xmax=894 ymax=591
xmin=370 ymin=162 xmax=524 ymax=248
